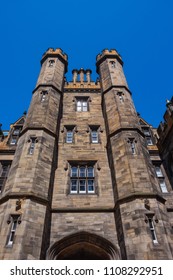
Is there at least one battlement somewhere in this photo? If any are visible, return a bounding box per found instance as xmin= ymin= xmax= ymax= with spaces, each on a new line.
xmin=41 ymin=48 xmax=68 ymax=66
xmin=96 ymin=48 xmax=123 ymax=66
xmin=64 ymin=81 xmax=100 ymax=92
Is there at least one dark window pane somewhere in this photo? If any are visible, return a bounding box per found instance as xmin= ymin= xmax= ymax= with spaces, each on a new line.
xmin=71 ymin=167 xmax=78 ymax=177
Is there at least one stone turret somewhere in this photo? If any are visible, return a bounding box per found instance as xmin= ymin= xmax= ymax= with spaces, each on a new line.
xmin=0 ymin=48 xmax=67 ymax=259
xmin=97 ymin=49 xmax=172 ymax=259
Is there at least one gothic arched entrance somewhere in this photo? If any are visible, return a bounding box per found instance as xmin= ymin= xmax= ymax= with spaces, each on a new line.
xmin=47 ymin=231 xmax=120 ymax=260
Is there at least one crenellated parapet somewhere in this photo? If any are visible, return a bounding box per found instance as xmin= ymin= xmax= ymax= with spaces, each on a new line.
xmin=96 ymin=49 xmax=123 ymax=72
xmin=41 ymin=47 xmax=68 ymax=72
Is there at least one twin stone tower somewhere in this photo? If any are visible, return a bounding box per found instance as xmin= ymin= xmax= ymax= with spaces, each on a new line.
xmin=0 ymin=48 xmax=173 ymax=260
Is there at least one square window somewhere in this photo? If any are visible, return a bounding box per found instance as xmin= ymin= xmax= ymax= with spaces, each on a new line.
xmin=70 ymin=164 xmax=95 ymax=194
xmin=76 ymin=98 xmax=89 ymax=112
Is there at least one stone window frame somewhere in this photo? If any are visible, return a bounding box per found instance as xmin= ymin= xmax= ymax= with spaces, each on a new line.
xmin=48 ymin=59 xmax=55 ymax=67
xmin=127 ymin=138 xmax=137 ymax=155
xmin=110 ymin=60 xmax=116 ymax=68
xmin=40 ymin=90 xmax=48 ymax=102
xmin=141 ymin=126 xmax=154 ymax=146
xmin=117 ymin=91 xmax=124 ymax=103
xmin=0 ymin=160 xmax=11 ymax=193
xmin=145 ymin=214 xmax=158 ymax=244
xmin=153 ymin=162 xmax=168 ymax=193
xmin=6 ymin=214 xmax=21 ymax=247
xmin=8 ymin=126 xmax=22 ymax=146
xmin=66 ymin=161 xmax=99 ymax=195
xmin=63 ymin=125 xmax=77 ymax=144
xmin=87 ymin=125 xmax=102 ymax=144
xmin=27 ymin=137 xmax=38 ymax=155
xmin=75 ymin=96 xmax=90 ymax=112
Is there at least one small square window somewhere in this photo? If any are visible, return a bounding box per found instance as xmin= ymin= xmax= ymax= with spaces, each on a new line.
xmin=76 ymin=98 xmax=89 ymax=112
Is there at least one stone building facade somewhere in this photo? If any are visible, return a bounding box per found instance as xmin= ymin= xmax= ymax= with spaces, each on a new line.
xmin=0 ymin=48 xmax=173 ymax=260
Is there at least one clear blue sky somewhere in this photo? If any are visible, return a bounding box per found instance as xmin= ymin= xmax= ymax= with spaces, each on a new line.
xmin=0 ymin=0 xmax=173 ymax=129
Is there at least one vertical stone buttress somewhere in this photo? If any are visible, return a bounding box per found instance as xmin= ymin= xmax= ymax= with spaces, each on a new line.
xmin=96 ymin=49 xmax=173 ymax=259
xmin=0 ymin=48 xmax=67 ymax=259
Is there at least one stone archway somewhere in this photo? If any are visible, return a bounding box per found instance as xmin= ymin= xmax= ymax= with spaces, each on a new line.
xmin=47 ymin=231 xmax=120 ymax=260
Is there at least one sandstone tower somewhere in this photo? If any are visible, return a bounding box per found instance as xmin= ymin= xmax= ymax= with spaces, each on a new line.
xmin=0 ymin=48 xmax=173 ymax=260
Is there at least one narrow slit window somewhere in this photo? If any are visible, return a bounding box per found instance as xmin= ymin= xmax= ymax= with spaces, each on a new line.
xmin=90 ymin=126 xmax=100 ymax=144
xmin=66 ymin=130 xmax=73 ymax=143
xmin=10 ymin=136 xmax=17 ymax=145
xmin=28 ymin=138 xmax=37 ymax=155
xmin=7 ymin=215 xmax=20 ymax=247
xmin=148 ymin=217 xmax=158 ymax=244
xmin=159 ymin=179 xmax=168 ymax=193
xmin=48 ymin=59 xmax=55 ymax=67
xmin=41 ymin=91 xmax=48 ymax=102
xmin=110 ymin=61 xmax=116 ymax=68
xmin=91 ymin=130 xmax=98 ymax=143
xmin=131 ymin=142 xmax=135 ymax=154
xmin=117 ymin=92 xmax=124 ymax=103
xmin=154 ymin=164 xmax=168 ymax=193
xmin=0 ymin=161 xmax=11 ymax=193
xmin=155 ymin=166 xmax=163 ymax=177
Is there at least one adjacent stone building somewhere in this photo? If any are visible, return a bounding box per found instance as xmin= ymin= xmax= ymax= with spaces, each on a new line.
xmin=0 ymin=48 xmax=173 ymax=260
